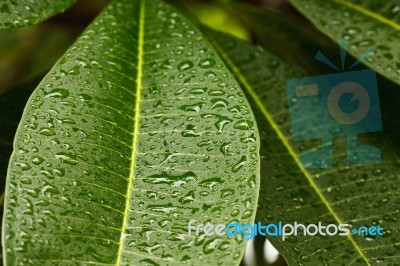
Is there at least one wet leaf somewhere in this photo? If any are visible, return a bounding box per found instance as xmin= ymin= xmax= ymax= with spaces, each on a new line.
xmin=0 ymin=0 xmax=76 ymax=29
xmin=0 ymin=79 xmax=40 ymax=266
xmin=0 ymin=85 xmax=35 ymax=191
xmin=206 ymin=29 xmax=400 ymax=265
xmin=288 ymin=0 xmax=400 ymax=86
xmin=2 ymin=0 xmax=260 ymax=265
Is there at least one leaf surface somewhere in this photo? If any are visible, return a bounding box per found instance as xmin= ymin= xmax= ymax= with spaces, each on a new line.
xmin=206 ymin=28 xmax=400 ymax=265
xmin=0 ymin=80 xmax=40 ymax=265
xmin=0 ymin=0 xmax=76 ymax=29
xmin=287 ymin=0 xmax=400 ymax=86
xmin=2 ymin=0 xmax=260 ymax=265
xmin=0 ymin=84 xmax=35 ymax=190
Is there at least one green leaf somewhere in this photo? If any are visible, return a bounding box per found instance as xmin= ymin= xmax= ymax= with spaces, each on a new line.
xmin=287 ymin=0 xmax=400 ymax=86
xmin=205 ymin=29 xmax=400 ymax=265
xmin=223 ymin=2 xmax=338 ymax=74
xmin=0 ymin=80 xmax=38 ymax=193
xmin=0 ymin=0 xmax=76 ymax=29
xmin=0 ymin=79 xmax=40 ymax=265
xmin=3 ymin=0 xmax=260 ymax=265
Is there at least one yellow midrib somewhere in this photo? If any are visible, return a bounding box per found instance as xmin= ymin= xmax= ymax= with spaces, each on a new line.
xmin=334 ymin=0 xmax=400 ymax=30
xmin=208 ymin=38 xmax=370 ymax=265
xmin=115 ymin=0 xmax=145 ymax=265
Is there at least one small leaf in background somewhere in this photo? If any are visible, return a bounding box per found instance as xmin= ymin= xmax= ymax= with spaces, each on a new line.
xmin=287 ymin=0 xmax=400 ymax=86
xmin=190 ymin=2 xmax=249 ymax=41
xmin=3 ymin=0 xmax=260 ymax=265
xmin=205 ymin=28 xmax=400 ymax=265
xmin=0 ymin=0 xmax=76 ymax=29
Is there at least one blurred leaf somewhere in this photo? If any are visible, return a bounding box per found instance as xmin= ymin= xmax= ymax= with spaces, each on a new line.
xmin=205 ymin=28 xmax=400 ymax=265
xmin=168 ymin=0 xmax=250 ymax=40
xmin=0 ymin=25 xmax=78 ymax=95
xmin=224 ymin=2 xmax=336 ymax=74
xmin=0 ymin=0 xmax=76 ymax=29
xmin=288 ymin=0 xmax=400 ymax=86
xmin=2 ymin=0 xmax=260 ymax=264
xmin=195 ymin=3 xmax=249 ymax=40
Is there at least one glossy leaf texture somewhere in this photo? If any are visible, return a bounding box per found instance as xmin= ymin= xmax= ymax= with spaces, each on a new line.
xmin=206 ymin=29 xmax=400 ymax=265
xmin=0 ymin=0 xmax=76 ymax=29
xmin=2 ymin=0 xmax=260 ymax=265
xmin=0 ymin=83 xmax=37 ymax=192
xmin=287 ymin=0 xmax=400 ymax=86
xmin=0 ymin=81 xmax=39 ymax=265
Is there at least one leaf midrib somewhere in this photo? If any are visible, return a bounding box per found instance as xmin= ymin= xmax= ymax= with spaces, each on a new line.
xmin=115 ymin=0 xmax=146 ymax=264
xmin=207 ymin=34 xmax=371 ymax=265
xmin=333 ymin=0 xmax=400 ymax=31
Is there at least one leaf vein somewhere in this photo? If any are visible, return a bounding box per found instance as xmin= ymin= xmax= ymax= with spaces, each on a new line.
xmin=208 ymin=34 xmax=370 ymax=265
